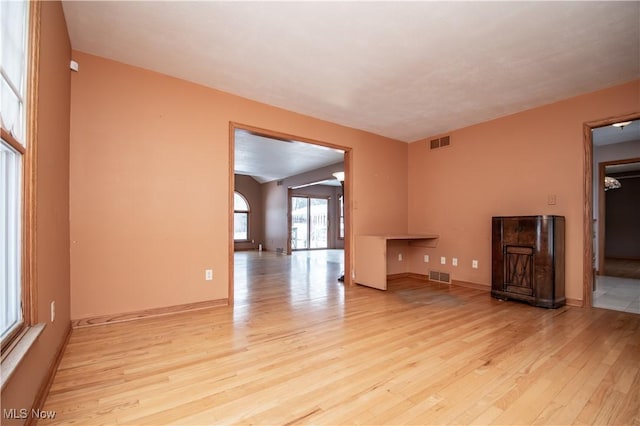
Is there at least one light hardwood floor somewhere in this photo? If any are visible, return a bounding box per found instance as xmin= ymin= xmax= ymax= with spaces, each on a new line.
xmin=41 ymin=250 xmax=640 ymax=425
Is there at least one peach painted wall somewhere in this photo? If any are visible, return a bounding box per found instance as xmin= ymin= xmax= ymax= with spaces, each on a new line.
xmin=407 ymin=80 xmax=640 ymax=302
xmin=69 ymin=51 xmax=408 ymax=319
xmin=1 ymin=2 xmax=71 ymax=422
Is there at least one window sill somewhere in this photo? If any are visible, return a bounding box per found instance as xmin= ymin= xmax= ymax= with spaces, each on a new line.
xmin=1 ymin=323 xmax=45 ymax=390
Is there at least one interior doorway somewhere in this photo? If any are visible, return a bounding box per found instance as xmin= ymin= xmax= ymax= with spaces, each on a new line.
xmin=583 ymin=114 xmax=640 ymax=310
xmin=228 ymin=123 xmax=353 ymax=304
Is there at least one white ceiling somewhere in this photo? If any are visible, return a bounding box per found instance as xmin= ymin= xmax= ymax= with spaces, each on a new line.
xmin=62 ymin=1 xmax=640 ymax=143
xmin=593 ymin=120 xmax=640 ymax=147
xmin=234 ymin=130 xmax=343 ymax=183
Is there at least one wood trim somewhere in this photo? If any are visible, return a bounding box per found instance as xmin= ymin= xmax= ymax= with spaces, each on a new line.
xmin=583 ymin=112 xmax=640 ymax=309
xmin=25 ymin=322 xmax=71 ymax=426
xmin=566 ymin=298 xmax=584 ymax=308
xmin=583 ymin=122 xmax=594 ymax=308
xmin=403 ymin=273 xmax=492 ymax=292
xmin=71 ymin=299 xmax=228 ymax=328
xmin=343 ymin=148 xmax=352 ymax=285
xmin=387 ymin=272 xmax=411 ymax=281
xmin=229 ymin=122 xmax=350 ymax=152
xmin=25 ymin=0 xmax=41 ymax=325
xmin=0 ymin=129 xmax=27 ymax=154
xmin=228 ymin=123 xmax=235 ymax=305
xmin=451 ymin=279 xmax=491 ymax=292
xmin=228 ymin=122 xmax=353 ymax=288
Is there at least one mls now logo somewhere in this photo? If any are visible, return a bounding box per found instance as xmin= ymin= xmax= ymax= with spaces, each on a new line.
xmin=3 ymin=409 xmax=56 ymax=420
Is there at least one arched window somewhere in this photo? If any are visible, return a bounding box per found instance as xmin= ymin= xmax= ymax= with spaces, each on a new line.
xmin=234 ymin=191 xmax=250 ymax=241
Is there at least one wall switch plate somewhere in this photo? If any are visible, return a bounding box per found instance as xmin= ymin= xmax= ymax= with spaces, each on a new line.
xmin=205 ymin=269 xmax=213 ymax=281
xmin=440 ymin=256 xmax=446 ymax=265
xmin=452 ymin=258 xmax=458 ymax=266
xmin=398 ymin=253 xmax=403 ymax=261
xmin=472 ymin=260 xmax=479 ymax=269
xmin=424 ymin=255 xmax=429 ymax=263
xmin=50 ymin=301 xmax=55 ymax=322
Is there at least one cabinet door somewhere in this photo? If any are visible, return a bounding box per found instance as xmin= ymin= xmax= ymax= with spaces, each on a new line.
xmin=504 ymin=245 xmax=534 ymax=296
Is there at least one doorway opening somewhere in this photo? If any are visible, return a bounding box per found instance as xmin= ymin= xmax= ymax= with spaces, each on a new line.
xmin=228 ymin=123 xmax=353 ymax=304
xmin=583 ymin=114 xmax=640 ymax=311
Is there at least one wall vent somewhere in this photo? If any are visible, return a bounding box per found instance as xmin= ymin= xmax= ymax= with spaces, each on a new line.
xmin=429 ymin=136 xmax=451 ymax=150
xmin=429 ymin=270 xmax=452 ymax=284
xmin=276 ymin=180 xmax=283 ymax=186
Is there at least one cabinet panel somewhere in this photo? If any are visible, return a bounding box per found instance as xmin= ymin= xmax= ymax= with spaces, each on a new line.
xmin=491 ymin=216 xmax=565 ymax=308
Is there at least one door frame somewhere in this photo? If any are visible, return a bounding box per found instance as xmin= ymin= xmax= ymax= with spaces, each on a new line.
xmin=582 ymin=112 xmax=639 ymax=307
xmin=228 ymin=122 xmax=353 ymax=304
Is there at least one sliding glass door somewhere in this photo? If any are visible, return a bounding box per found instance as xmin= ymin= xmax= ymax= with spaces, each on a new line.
xmin=291 ymin=196 xmax=328 ymax=250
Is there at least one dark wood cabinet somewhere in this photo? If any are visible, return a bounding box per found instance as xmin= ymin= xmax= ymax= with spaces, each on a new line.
xmin=491 ymin=215 xmax=565 ymax=308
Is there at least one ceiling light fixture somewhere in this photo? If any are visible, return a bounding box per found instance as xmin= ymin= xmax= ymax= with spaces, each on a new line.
xmin=612 ymin=121 xmax=632 ymax=129
xmin=604 ymin=176 xmax=622 ymax=191
xmin=332 ymin=171 xmax=345 ymax=182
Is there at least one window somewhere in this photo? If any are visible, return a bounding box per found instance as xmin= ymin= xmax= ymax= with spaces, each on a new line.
xmin=291 ymin=195 xmax=329 ymax=250
xmin=0 ymin=143 xmax=22 ymax=340
xmin=1 ymin=0 xmax=29 ymax=345
xmin=234 ymin=191 xmax=250 ymax=241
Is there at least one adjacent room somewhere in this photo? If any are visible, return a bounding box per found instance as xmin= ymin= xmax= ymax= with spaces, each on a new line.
xmin=591 ymin=120 xmax=640 ymax=313
xmin=1 ymin=1 xmax=639 ymax=425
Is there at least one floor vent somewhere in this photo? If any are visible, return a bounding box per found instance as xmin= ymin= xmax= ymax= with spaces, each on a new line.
xmin=429 ymin=136 xmax=451 ymax=150
xmin=429 ymin=270 xmax=452 ymax=284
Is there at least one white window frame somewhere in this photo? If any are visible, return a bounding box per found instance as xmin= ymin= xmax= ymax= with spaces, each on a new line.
xmin=0 ymin=141 xmax=23 ymax=341
xmin=1 ymin=0 xmax=33 ymax=354
xmin=234 ymin=191 xmax=250 ymax=242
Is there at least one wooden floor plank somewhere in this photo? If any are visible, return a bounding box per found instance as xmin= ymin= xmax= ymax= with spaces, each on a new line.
xmin=39 ymin=250 xmax=640 ymax=425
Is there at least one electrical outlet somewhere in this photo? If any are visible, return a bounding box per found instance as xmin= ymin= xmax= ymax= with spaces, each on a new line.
xmin=424 ymin=254 xmax=429 ymax=263
xmin=440 ymin=256 xmax=446 ymax=265
xmin=398 ymin=253 xmax=403 ymax=261
xmin=452 ymin=257 xmax=458 ymax=266
xmin=205 ymin=269 xmax=213 ymax=281
xmin=472 ymin=260 xmax=479 ymax=269
xmin=50 ymin=301 xmax=55 ymax=322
